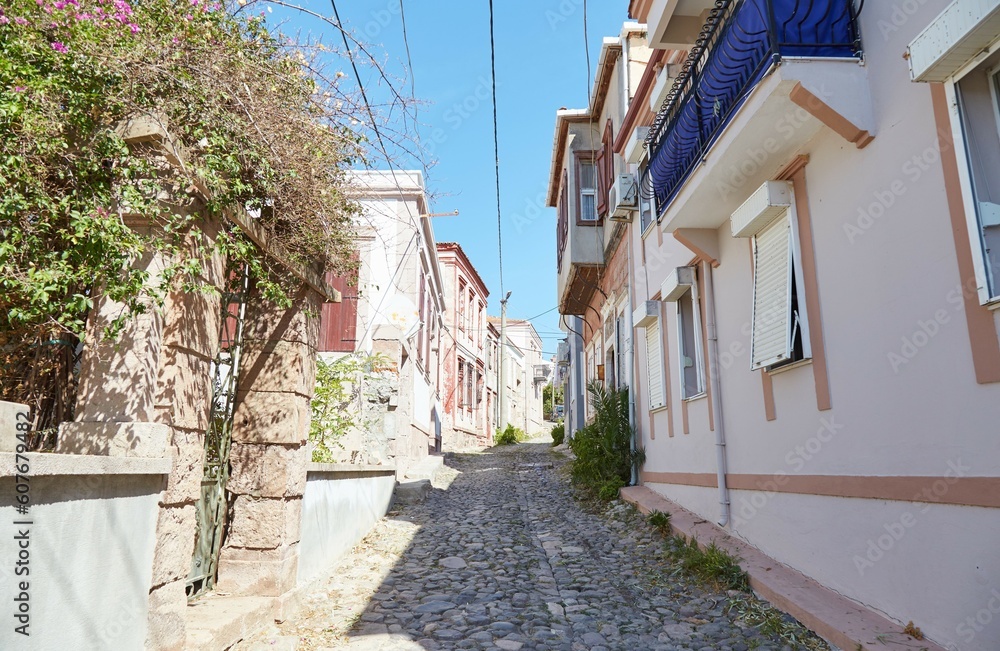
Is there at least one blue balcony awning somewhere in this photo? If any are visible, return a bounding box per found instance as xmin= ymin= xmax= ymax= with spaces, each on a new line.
xmin=646 ymin=0 xmax=860 ymax=214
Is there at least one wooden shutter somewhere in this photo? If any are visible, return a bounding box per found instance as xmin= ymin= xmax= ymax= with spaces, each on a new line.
xmin=318 ymin=267 xmax=359 ymax=353
xmin=750 ymin=212 xmax=793 ymax=369
xmin=645 ymin=318 xmax=665 ymax=409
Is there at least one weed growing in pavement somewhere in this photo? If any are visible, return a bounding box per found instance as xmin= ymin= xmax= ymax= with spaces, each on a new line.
xmin=665 ymin=535 xmax=750 ymax=592
xmin=727 ymin=595 xmax=829 ymax=651
xmin=647 ymin=510 xmax=671 ymax=533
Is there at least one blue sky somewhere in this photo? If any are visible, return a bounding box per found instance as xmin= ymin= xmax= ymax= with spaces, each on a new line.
xmin=267 ymin=0 xmax=627 ymax=358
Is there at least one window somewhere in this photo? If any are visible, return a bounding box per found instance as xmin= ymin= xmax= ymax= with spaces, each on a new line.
xmin=457 ymin=358 xmax=465 ymax=409
xmin=557 ymin=170 xmax=569 ymax=269
xmin=458 ymin=279 xmax=467 ymax=331
xmin=676 ymin=281 xmax=705 ymax=399
xmin=578 ymin=159 xmax=598 ymax=223
xmin=954 ymin=57 xmax=1000 ymax=300
xmin=467 ymin=362 xmax=474 ymax=414
xmin=467 ymin=292 xmax=475 ymax=334
xmin=644 ymin=315 xmax=666 ymax=410
xmin=417 ymin=272 xmax=426 ymax=366
xmin=596 ymin=119 xmax=614 ymax=217
xmin=750 ymin=210 xmax=809 ymax=370
xmin=639 ymin=163 xmax=657 ymax=233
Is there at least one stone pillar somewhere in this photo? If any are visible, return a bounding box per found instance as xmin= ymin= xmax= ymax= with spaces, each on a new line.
xmin=145 ymin=228 xmax=224 ymax=651
xmin=57 ymin=236 xmax=171 ymax=457
xmin=215 ymin=286 xmax=320 ymax=596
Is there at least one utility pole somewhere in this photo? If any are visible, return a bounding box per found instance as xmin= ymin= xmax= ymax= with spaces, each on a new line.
xmin=498 ymin=291 xmax=511 ymax=429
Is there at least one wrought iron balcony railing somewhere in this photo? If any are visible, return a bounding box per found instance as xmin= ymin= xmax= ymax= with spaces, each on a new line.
xmin=643 ymin=0 xmax=861 ymax=214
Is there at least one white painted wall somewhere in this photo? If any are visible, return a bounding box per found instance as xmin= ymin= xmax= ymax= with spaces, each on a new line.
xmin=297 ymin=467 xmax=396 ymax=586
xmin=0 ymin=470 xmax=161 ymax=650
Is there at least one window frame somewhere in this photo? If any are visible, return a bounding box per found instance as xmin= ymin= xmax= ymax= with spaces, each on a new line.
xmin=643 ymin=312 xmax=667 ymax=411
xmin=675 ymin=281 xmax=706 ymax=401
xmin=574 ymin=151 xmax=601 ymax=226
xmin=944 ymin=39 xmax=1000 ymax=306
xmin=638 ymin=161 xmax=657 ymax=236
xmin=749 ymin=207 xmax=812 ymax=371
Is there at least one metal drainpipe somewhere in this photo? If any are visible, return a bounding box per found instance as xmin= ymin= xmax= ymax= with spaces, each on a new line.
xmin=703 ymin=261 xmax=731 ymax=527
xmin=626 ymin=228 xmax=639 ymax=486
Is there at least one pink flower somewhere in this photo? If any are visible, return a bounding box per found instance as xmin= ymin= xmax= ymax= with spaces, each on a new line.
xmin=13 ymin=86 xmax=27 ymax=92
xmin=15 ymin=16 xmax=28 ymax=24
xmin=128 ymin=22 xmax=139 ymax=33
xmin=50 ymin=41 xmax=67 ymax=52
xmin=0 ymin=16 xmax=9 ymax=25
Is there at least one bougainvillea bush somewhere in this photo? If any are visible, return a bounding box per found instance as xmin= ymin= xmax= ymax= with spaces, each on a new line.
xmin=0 ymin=0 xmax=362 ymax=431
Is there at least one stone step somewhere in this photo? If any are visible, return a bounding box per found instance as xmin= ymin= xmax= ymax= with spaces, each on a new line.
xmin=394 ymin=479 xmax=432 ymax=505
xmin=402 ymin=455 xmax=445 ymax=481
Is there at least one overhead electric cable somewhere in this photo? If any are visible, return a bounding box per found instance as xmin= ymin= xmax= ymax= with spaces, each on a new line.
xmin=487 ymin=0 xmax=505 ymax=299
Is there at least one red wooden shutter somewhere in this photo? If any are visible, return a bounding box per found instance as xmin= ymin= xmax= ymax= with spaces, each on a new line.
xmin=318 ymin=263 xmax=359 ymax=353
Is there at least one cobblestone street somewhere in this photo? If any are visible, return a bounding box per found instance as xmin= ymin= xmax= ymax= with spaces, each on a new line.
xmin=248 ymin=439 xmax=815 ymax=651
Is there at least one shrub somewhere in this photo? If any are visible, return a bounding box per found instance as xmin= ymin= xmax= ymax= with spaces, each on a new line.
xmin=598 ymin=477 xmax=625 ymax=501
xmin=494 ymin=424 xmax=526 ymax=446
xmin=310 ymin=353 xmax=389 ymax=463
xmin=569 ymin=381 xmax=644 ymax=499
xmin=550 ymin=422 xmax=565 ymax=446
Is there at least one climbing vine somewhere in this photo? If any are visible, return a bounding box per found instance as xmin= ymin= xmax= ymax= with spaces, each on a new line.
xmin=0 ymin=0 xmax=369 ymax=425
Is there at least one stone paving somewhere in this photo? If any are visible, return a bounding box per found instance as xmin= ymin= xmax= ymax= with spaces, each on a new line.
xmin=245 ymin=439 xmax=823 ymax=651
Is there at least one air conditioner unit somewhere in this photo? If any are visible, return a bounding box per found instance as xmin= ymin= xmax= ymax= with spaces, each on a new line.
xmin=661 ymin=266 xmax=696 ymax=302
xmin=609 ymin=173 xmax=639 ymax=222
xmin=631 ymin=300 xmax=660 ymax=328
xmin=731 ymin=181 xmax=792 ymax=238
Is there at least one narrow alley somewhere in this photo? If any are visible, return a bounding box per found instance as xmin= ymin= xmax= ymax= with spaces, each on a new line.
xmin=245 ymin=439 xmax=819 ymax=651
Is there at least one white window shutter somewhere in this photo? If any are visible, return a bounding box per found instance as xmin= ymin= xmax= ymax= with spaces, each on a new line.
xmin=751 ymin=212 xmax=793 ymax=370
xmin=645 ymin=318 xmax=665 ymax=409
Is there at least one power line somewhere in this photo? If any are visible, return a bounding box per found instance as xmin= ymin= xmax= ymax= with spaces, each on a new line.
xmin=487 ymin=0 xmax=504 ymax=299
xmin=397 ymin=0 xmax=429 ymax=178
xmin=521 ymin=305 xmax=558 ymax=322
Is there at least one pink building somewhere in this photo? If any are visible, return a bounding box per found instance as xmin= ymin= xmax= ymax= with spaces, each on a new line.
xmin=552 ymin=4 xmax=1000 ymax=648
xmin=437 ymin=243 xmax=491 ymax=449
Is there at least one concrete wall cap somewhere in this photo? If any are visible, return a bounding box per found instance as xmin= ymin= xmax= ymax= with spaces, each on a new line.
xmin=0 ymin=452 xmax=171 ymax=477
xmin=306 ymin=463 xmax=396 ymax=475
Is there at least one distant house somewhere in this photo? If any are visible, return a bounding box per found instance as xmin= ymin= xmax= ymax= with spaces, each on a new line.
xmin=317 ymin=170 xmax=447 ymax=471
xmin=436 ymin=242 xmax=492 ymax=449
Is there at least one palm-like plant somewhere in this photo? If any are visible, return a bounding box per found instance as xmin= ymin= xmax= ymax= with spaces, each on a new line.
xmin=569 ymin=381 xmax=645 ymax=497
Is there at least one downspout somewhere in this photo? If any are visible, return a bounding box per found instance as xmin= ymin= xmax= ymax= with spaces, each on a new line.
xmin=626 ymin=225 xmax=639 ymax=486
xmin=703 ymin=261 xmax=731 ymax=527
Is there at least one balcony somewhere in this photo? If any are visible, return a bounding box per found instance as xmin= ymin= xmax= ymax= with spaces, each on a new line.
xmin=646 ymin=0 xmax=873 ymax=231
xmin=553 ymin=116 xmax=606 ymax=316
